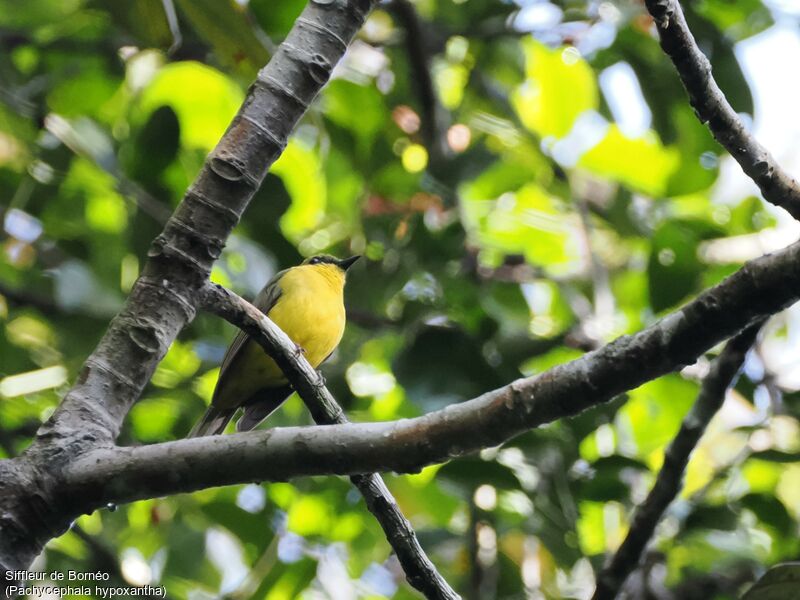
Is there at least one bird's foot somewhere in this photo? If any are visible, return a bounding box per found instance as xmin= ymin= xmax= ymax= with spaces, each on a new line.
xmin=292 ymin=343 xmax=306 ymax=359
xmin=315 ymin=370 xmax=327 ymax=386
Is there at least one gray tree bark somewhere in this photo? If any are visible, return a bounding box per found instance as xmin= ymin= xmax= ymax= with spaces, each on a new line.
xmin=2 ymin=2 xmax=799 ymax=599
xmin=0 ymin=0 xmax=375 ymax=577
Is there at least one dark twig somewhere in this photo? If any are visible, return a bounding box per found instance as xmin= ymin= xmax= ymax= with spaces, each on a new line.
xmin=161 ymin=0 xmax=183 ymax=55
xmin=71 ymin=525 xmax=167 ymax=600
xmin=644 ymin=0 xmax=800 ymax=219
xmin=592 ymin=321 xmax=763 ymax=600
xmin=387 ymin=0 xmax=450 ymax=164
xmin=198 ymin=283 xmax=460 ymax=600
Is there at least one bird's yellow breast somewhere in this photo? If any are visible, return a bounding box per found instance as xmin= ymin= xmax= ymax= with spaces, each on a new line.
xmin=214 ymin=264 xmax=346 ymax=406
xmin=268 ymin=265 xmax=346 ymax=368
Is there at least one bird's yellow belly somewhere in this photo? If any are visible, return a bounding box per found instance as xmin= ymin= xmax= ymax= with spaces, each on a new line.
xmin=272 ymin=286 xmax=345 ymax=360
xmin=223 ymin=292 xmax=345 ymax=399
xmin=213 ymin=265 xmax=347 ymax=409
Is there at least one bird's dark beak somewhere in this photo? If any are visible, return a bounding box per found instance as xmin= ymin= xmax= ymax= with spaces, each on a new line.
xmin=337 ymin=255 xmax=361 ymax=271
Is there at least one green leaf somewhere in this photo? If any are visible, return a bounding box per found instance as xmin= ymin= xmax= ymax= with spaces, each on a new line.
xmin=591 ymin=455 xmax=650 ymax=473
xmin=108 ymin=0 xmax=175 ymax=48
xmin=438 ymin=457 xmax=521 ymax=495
xmin=127 ymin=105 xmax=180 ymax=183
xmin=430 ymin=0 xmax=514 ymax=31
xmin=461 ymin=182 xmax=576 ymax=271
xmin=578 ymin=472 xmax=629 ymax=503
xmin=151 ymin=340 xmax=201 ymax=388
xmin=250 ymin=557 xmax=317 ymax=600
xmin=694 ymin=0 xmax=773 ymax=41
xmin=175 ymin=0 xmax=269 ymax=79
xmin=740 ymin=493 xmax=794 ymax=533
xmin=648 ymin=219 xmax=723 ymax=312
xmin=273 ymin=140 xmax=326 ymax=242
xmin=461 ymin=160 xmax=538 ymax=202
xmin=0 ymin=0 xmax=83 ymax=29
xmin=46 ymin=59 xmax=120 ymax=118
xmin=249 ymin=0 xmax=305 ymax=39
xmin=287 ymin=495 xmax=332 ymax=537
xmin=684 ymin=7 xmax=754 ymax=116
xmin=750 ymin=450 xmax=800 ymax=463
xmin=576 ymin=500 xmax=607 ymax=556
xmin=512 ymin=39 xmax=598 ymax=139
xmin=578 ymin=456 xmax=648 ymax=503
xmin=620 ymin=374 xmax=699 ymax=456
xmin=648 ymin=221 xmax=701 ymax=312
xmin=137 ymin=61 xmax=244 ymax=151
xmin=729 ymin=197 xmax=776 ymax=235
xmin=683 ymin=503 xmax=739 ymax=532
xmin=393 ymin=325 xmax=501 ymax=410
xmin=741 ymin=563 xmax=800 ymax=600
xmin=579 ymin=125 xmax=679 ymax=196
xmin=129 ymin=395 xmax=181 ymax=441
xmin=323 ymin=80 xmax=388 ymax=153
xmin=665 ymin=105 xmax=720 ymax=196
xmin=202 ymin=498 xmax=275 ymax=550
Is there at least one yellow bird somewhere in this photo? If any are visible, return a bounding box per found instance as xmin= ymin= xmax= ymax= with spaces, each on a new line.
xmin=190 ymin=254 xmax=360 ymax=436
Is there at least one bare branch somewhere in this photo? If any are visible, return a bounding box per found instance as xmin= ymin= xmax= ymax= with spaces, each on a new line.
xmin=65 ymin=238 xmax=800 ymax=505
xmin=592 ymin=321 xmax=763 ymax=600
xmin=198 ymin=283 xmax=460 ymax=599
xmin=644 ymin=0 xmax=800 ymax=219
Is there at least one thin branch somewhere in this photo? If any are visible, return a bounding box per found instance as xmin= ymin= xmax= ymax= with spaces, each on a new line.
xmin=64 ymin=238 xmax=800 ymax=504
xmin=199 ymin=283 xmax=459 ymax=600
xmin=644 ymin=0 xmax=800 ymax=219
xmin=387 ymin=0 xmax=450 ymax=164
xmin=161 ymin=0 xmax=183 ymax=55
xmin=71 ymin=525 xmax=168 ymax=600
xmin=576 ymin=195 xmax=614 ymax=342
xmin=592 ymin=321 xmax=763 ymax=600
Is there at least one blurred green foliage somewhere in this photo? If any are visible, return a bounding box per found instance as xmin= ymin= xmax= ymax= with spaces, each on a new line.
xmin=1 ymin=0 xmax=799 ymax=598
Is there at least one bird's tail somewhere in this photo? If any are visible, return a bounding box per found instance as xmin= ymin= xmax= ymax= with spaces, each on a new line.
xmin=236 ymin=385 xmax=293 ymax=432
xmin=188 ymin=405 xmax=236 ymax=437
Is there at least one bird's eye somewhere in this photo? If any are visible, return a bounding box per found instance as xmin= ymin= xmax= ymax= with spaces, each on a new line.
xmin=310 ymin=257 xmax=319 ymax=264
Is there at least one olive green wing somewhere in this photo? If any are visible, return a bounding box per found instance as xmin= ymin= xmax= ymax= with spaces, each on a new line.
xmin=236 ymin=384 xmax=293 ymax=432
xmin=216 ymin=270 xmax=286 ymax=379
xmin=189 ymin=270 xmax=287 ymax=437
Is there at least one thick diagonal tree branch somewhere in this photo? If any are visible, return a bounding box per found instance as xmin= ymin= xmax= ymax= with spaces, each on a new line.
xmin=644 ymin=0 xmax=800 ymax=219
xmin=65 ymin=239 xmax=800 ymax=505
xmin=592 ymin=321 xmax=762 ymax=600
xmin=199 ymin=284 xmax=459 ymax=600
xmin=38 ymin=0 xmax=374 ymax=448
xmin=0 ymin=0 xmax=376 ymax=574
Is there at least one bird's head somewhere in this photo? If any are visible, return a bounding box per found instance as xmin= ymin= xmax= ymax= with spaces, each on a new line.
xmin=301 ymin=255 xmax=360 ymax=284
